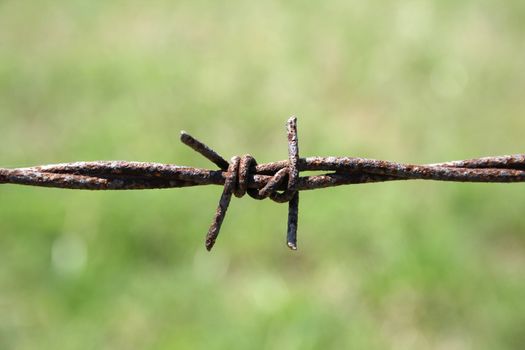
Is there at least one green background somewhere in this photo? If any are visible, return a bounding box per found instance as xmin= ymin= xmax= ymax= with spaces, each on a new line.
xmin=1 ymin=1 xmax=525 ymax=349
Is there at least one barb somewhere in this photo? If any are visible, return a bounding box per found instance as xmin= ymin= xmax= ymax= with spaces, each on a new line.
xmin=2 ymin=117 xmax=525 ymax=251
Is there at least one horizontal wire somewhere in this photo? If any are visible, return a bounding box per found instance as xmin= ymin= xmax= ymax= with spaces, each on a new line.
xmin=3 ymin=156 xmax=525 ymax=190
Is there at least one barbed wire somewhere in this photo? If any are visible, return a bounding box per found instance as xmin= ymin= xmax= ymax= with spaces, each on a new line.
xmin=2 ymin=117 xmax=525 ymax=250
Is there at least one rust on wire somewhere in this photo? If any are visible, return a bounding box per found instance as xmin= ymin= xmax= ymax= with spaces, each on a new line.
xmin=2 ymin=117 xmax=525 ymax=250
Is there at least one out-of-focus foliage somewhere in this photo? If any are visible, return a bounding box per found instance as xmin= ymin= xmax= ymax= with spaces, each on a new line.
xmin=1 ymin=1 xmax=525 ymax=349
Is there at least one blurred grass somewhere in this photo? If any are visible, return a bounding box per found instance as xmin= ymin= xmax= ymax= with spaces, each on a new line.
xmin=1 ymin=0 xmax=525 ymax=349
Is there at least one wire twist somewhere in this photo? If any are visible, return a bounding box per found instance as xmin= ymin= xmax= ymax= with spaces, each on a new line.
xmin=184 ymin=117 xmax=301 ymax=250
xmin=2 ymin=117 xmax=525 ymax=250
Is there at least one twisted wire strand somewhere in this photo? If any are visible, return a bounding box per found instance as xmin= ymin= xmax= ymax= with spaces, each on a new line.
xmin=1 ymin=117 xmax=525 ymax=250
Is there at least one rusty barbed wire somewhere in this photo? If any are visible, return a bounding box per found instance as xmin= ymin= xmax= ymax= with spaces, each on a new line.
xmin=2 ymin=117 xmax=525 ymax=250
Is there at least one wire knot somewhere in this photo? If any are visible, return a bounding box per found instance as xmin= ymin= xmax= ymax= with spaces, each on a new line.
xmin=180 ymin=117 xmax=300 ymax=251
xmin=225 ymin=153 xmax=298 ymax=203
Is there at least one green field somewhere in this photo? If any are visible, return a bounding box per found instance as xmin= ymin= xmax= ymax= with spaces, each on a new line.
xmin=1 ymin=1 xmax=525 ymax=349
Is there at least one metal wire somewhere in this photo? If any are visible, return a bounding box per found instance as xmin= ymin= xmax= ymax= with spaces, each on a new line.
xmin=2 ymin=117 xmax=525 ymax=250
